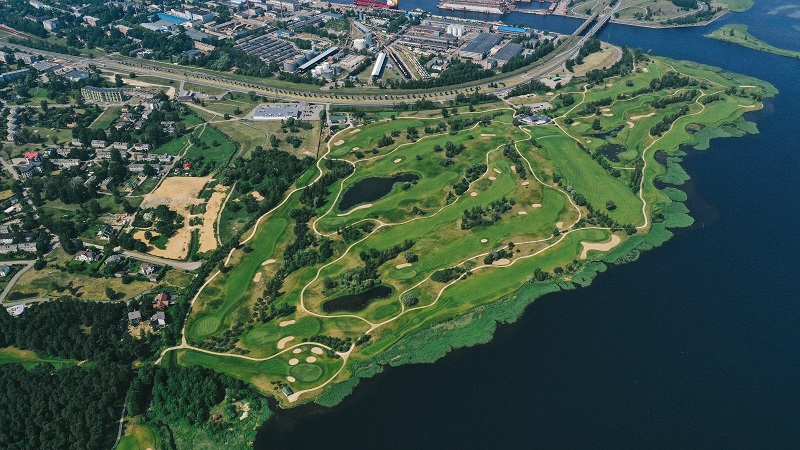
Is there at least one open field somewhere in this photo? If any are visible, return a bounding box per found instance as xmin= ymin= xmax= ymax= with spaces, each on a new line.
xmin=0 ymin=347 xmax=82 ymax=369
xmin=117 ymin=419 xmax=159 ymax=450
xmin=215 ymin=119 xmax=322 ymax=160
xmin=173 ymin=56 xmax=773 ymax=407
xmin=90 ymin=106 xmax=123 ymax=130
xmin=706 ymin=24 xmax=800 ymax=60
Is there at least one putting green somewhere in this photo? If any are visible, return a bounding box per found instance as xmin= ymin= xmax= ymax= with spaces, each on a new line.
xmin=243 ymin=328 xmax=282 ymax=347
xmin=290 ymin=363 xmax=324 ymax=383
xmin=190 ymin=316 xmax=220 ymax=338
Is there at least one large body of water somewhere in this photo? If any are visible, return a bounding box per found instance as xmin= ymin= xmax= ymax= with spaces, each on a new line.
xmin=256 ymin=1 xmax=800 ymax=447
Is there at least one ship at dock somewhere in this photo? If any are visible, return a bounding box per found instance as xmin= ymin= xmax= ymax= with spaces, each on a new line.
xmin=437 ymin=0 xmax=512 ymax=15
xmin=354 ymin=0 xmax=398 ymax=8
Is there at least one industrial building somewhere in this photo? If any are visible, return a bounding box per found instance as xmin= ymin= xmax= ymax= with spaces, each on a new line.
xmin=354 ymin=22 xmax=374 ymax=46
xmin=235 ymin=34 xmax=301 ymax=67
xmin=251 ymin=103 xmax=301 ymax=120
xmin=371 ymin=52 xmax=387 ymax=78
xmin=297 ymin=46 xmax=340 ymax=73
xmin=458 ymin=33 xmax=503 ymax=60
xmin=492 ymin=42 xmax=524 ymax=65
xmin=81 ymin=87 xmax=124 ymax=103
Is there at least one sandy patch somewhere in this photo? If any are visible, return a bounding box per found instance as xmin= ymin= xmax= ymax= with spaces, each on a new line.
xmin=396 ymin=263 xmax=413 ymax=269
xmin=605 ymin=83 xmax=614 ymax=87
xmin=601 ymin=107 xmax=611 ymax=112
xmin=511 ymin=166 xmax=516 ymax=172
xmin=337 ymin=203 xmax=372 ymax=217
xmin=279 ymin=319 xmax=295 ymax=327
xmin=556 ymin=222 xmax=563 ymax=228
xmin=311 ymin=347 xmax=324 ymax=355
xmin=394 ymin=158 xmax=402 ymax=163
xmin=480 ymin=239 xmax=488 ymax=243
xmin=138 ymin=176 xmax=211 ymax=260
xmin=350 ymin=128 xmax=361 ymax=134
xmin=292 ymin=348 xmax=302 ymax=354
xmin=492 ymin=258 xmax=511 ymax=266
xmin=198 ymin=185 xmax=228 ymax=253
xmin=488 ymin=176 xmax=496 ymax=181
xmin=306 ymin=356 xmax=317 ymax=363
xmin=252 ymin=272 xmax=262 ymax=283
xmin=250 ymin=191 xmax=264 ymax=201
xmin=480 ymin=133 xmax=496 ymax=137
xmin=238 ymin=402 xmax=250 ymax=421
xmin=580 ymin=234 xmax=622 ymax=259
xmin=631 ymin=112 xmax=655 ymax=120
xmin=470 ymin=192 xmax=478 ymax=197
xmin=641 ymin=67 xmax=649 ymax=73
xmin=493 ymin=168 xmax=502 ymax=174
xmin=532 ymin=203 xmax=541 ymax=208
xmin=352 ymin=147 xmax=360 ymax=151
xmin=627 ymin=121 xmax=635 ymax=128
xmin=521 ymin=181 xmax=530 ymax=186
xmin=277 ymin=336 xmax=294 ymax=350
xmin=518 ymin=211 xmax=527 ymax=215
xmin=122 ymin=76 xmax=176 ymax=98
xmin=262 ymin=259 xmax=277 ymax=266
xmin=287 ymin=376 xmax=296 ymax=382
xmin=571 ymin=121 xmax=581 ymax=126
xmin=288 ymin=358 xmax=299 ymax=366
xmin=602 ymin=113 xmax=613 ymax=117
xmin=333 ymin=140 xmax=344 ymax=146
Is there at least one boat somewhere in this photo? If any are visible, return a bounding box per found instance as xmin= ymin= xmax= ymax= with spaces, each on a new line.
xmin=354 ymin=0 xmax=398 ymax=9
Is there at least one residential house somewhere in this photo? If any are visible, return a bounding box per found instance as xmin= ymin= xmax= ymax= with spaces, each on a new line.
xmin=150 ymin=311 xmax=166 ymax=328
xmin=140 ymin=263 xmax=155 ymax=275
xmin=133 ymin=143 xmax=152 ymax=151
xmin=74 ymin=249 xmax=100 ymax=262
xmin=128 ymin=310 xmax=142 ymax=325
xmin=71 ymin=138 xmax=83 ymax=147
xmin=153 ymin=292 xmax=170 ymax=310
xmin=99 ymin=177 xmax=113 ymax=190
xmin=24 ymin=151 xmax=41 ymax=162
xmin=20 ymin=161 xmax=43 ymax=178
xmin=112 ymin=142 xmax=130 ymax=150
xmin=91 ymin=140 xmax=107 ymax=148
xmin=51 ymin=159 xmax=81 ymax=168
xmin=0 ymin=265 xmax=11 ymax=277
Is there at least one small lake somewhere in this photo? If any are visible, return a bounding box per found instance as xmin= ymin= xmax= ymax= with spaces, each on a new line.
xmin=338 ymin=173 xmax=419 ymax=211
xmin=321 ymin=285 xmax=394 ymax=313
xmin=597 ymin=144 xmax=626 ymax=162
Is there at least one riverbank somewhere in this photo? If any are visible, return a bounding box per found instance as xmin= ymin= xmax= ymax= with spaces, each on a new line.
xmin=706 ymin=24 xmax=800 ymax=59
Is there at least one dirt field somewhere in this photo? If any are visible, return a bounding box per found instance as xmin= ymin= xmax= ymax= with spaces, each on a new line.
xmin=570 ymin=43 xmax=623 ymax=76
xmin=198 ymin=184 xmax=228 ymax=253
xmin=139 ymin=176 xmax=211 ymax=260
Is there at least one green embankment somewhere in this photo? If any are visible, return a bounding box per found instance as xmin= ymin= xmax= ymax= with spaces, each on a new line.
xmin=714 ymin=0 xmax=753 ymax=13
xmin=706 ymin=24 xmax=800 ymax=60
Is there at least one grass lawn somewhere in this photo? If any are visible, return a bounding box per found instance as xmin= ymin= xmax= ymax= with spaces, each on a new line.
xmin=183 ymin=81 xmax=227 ymax=96
xmin=117 ymin=419 xmax=158 ymax=450
xmin=155 ymin=135 xmax=189 ymax=156
xmin=186 ymin=125 xmax=237 ymax=171
xmin=90 ymin=106 xmax=122 ymax=129
xmin=0 ymin=347 xmax=82 ymax=369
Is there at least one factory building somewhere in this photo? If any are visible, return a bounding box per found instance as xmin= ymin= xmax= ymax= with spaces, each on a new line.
xmin=492 ymin=42 xmax=524 ymax=66
xmin=458 ymin=33 xmax=503 ymax=60
xmin=371 ymin=52 xmax=387 ymax=78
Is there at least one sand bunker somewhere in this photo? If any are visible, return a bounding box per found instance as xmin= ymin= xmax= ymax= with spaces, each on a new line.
xmin=352 ymin=147 xmax=360 ymax=151
xmin=521 ymin=181 xmax=530 ymax=186
xmin=288 ymin=358 xmax=299 ymax=366
xmin=601 ymin=107 xmax=611 ymax=112
xmin=480 ymin=134 xmax=496 ymax=137
xmin=627 ymin=121 xmax=635 ymax=128
xmin=492 ymin=258 xmax=511 ymax=266
xmin=580 ymin=234 xmax=622 ymax=259
xmin=279 ymin=319 xmax=295 ymax=327
xmin=337 ymin=203 xmax=372 ymax=217
xmin=532 ymin=203 xmax=541 ymax=208
xmin=518 ymin=211 xmax=527 ymax=215
xmin=556 ymin=222 xmax=564 ymax=228
xmin=641 ymin=67 xmax=649 ymax=73
xmin=394 ymin=158 xmax=402 ymax=163
xmin=311 ymin=347 xmax=324 ymax=355
xmin=262 ymin=259 xmax=277 ymax=266
xmin=488 ymin=176 xmax=496 ymax=181
xmin=287 ymin=376 xmax=296 ymax=383
xmin=511 ymin=166 xmax=516 ymax=172
xmin=252 ymin=272 xmax=262 ymax=283
xmin=333 ymin=140 xmax=344 ymax=146
xmin=306 ymin=356 xmax=317 ymax=363
xmin=470 ymin=192 xmax=478 ymax=197
xmin=602 ymin=113 xmax=613 ymax=117
xmin=292 ymin=348 xmax=302 ymax=354
xmin=396 ymin=263 xmax=413 ymax=269
xmin=350 ymin=128 xmax=361 ymax=134
xmin=571 ymin=121 xmax=581 ymax=126
xmin=480 ymin=239 xmax=488 ymax=243
xmin=493 ymin=168 xmax=502 ymax=174
xmin=631 ymin=112 xmax=655 ymax=120
xmin=277 ymin=336 xmax=295 ymax=350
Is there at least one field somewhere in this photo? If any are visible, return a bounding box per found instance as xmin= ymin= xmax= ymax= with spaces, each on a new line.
xmin=90 ymin=106 xmax=123 ymax=129
xmin=0 ymin=347 xmax=82 ymax=369
xmin=116 ymin=420 xmax=158 ymax=450
xmin=706 ymin=24 xmax=800 ymax=60
xmin=173 ymin=56 xmax=773 ymax=407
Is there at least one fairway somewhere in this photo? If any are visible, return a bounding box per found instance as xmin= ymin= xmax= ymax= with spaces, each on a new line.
xmin=175 ymin=55 xmax=772 ymax=407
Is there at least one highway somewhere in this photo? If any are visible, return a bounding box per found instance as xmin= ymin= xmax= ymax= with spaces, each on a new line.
xmin=0 ymin=5 xmax=618 ymax=105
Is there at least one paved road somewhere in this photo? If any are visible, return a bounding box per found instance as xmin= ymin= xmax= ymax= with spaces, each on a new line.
xmin=0 ymin=260 xmax=36 ymax=303
xmin=82 ymin=243 xmax=202 ymax=271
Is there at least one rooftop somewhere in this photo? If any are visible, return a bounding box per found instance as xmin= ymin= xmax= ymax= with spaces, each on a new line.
xmin=460 ymin=33 xmax=503 ymax=56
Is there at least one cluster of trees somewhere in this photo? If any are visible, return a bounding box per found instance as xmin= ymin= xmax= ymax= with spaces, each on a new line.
xmin=299 ymin=158 xmax=353 ymax=208
xmin=507 ymin=79 xmax=551 ymax=98
xmin=304 ymin=335 xmax=349 ymax=354
xmin=388 ymin=59 xmax=493 ymax=90
xmin=430 ymin=266 xmax=467 ymax=283
xmin=652 ymin=89 xmax=698 ymax=109
xmin=484 ymin=246 xmax=513 ymax=265
xmin=282 ymin=207 xmax=333 ymax=273
xmin=664 ymin=6 xmax=721 ymax=25
xmin=650 ymin=104 xmax=690 ymax=135
xmin=452 ymin=163 xmax=487 ymax=195
xmin=461 ymin=197 xmax=514 ymax=230
xmin=135 ymin=205 xmax=184 ymax=239
xmin=0 ymin=363 xmax=132 ymax=450
xmin=324 ymin=241 xmax=415 ymax=297
xmin=0 ymin=299 xmax=154 ymax=362
xmin=502 ymin=39 xmax=557 ymax=73
xmin=340 ymin=222 xmax=375 ymax=242
xmin=566 ymin=37 xmax=601 ymax=72
xmin=584 ymin=47 xmax=642 ymax=84
xmin=577 ymin=143 xmax=621 ymax=178
xmin=578 ymin=96 xmax=613 ymax=116
xmin=503 ymin=142 xmax=527 ymax=179
xmin=126 ymin=366 xmax=231 ymax=422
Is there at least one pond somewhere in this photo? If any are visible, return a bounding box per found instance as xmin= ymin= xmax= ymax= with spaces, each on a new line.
xmin=321 ymin=285 xmax=394 ymax=313
xmin=597 ymin=144 xmax=627 ymax=162
xmin=338 ymin=173 xmax=420 ymax=211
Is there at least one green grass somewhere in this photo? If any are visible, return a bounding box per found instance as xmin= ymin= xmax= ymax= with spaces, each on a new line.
xmin=117 ymin=421 xmax=158 ymax=450
xmin=155 ymin=135 xmax=189 ymax=156
xmin=183 ymin=82 xmax=227 ymax=96
xmin=713 ymin=0 xmax=753 ymax=12
xmin=186 ymin=125 xmax=236 ymax=171
xmin=0 ymin=347 xmax=81 ymax=369
xmin=90 ymin=106 xmax=122 ymax=130
xmin=706 ymin=24 xmax=800 ymax=60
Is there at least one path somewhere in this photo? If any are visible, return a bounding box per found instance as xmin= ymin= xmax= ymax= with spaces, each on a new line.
xmin=0 ymin=260 xmax=35 ymax=303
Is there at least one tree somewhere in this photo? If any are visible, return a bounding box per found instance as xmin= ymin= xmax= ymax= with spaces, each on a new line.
xmin=114 ymin=74 xmax=123 ymax=87
xmin=105 ymin=287 xmax=116 ymax=300
xmin=441 ymin=107 xmax=449 ymax=118
xmin=592 ymin=118 xmax=602 ymax=130
xmin=606 ymin=200 xmax=617 ymax=210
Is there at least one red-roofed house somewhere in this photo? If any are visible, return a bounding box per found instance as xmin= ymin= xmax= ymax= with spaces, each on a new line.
xmin=153 ymin=292 xmax=170 ymax=310
xmin=24 ymin=152 xmax=41 ymax=162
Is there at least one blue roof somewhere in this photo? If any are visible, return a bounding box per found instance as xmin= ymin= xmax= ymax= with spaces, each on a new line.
xmin=153 ymin=13 xmax=188 ymax=24
xmin=498 ymin=25 xmax=527 ymax=33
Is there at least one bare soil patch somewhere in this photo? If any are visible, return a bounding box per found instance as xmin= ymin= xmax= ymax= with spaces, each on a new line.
xmin=492 ymin=258 xmax=511 ymax=266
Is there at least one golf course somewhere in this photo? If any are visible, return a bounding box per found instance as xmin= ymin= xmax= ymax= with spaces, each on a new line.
xmin=171 ymin=54 xmax=775 ymax=406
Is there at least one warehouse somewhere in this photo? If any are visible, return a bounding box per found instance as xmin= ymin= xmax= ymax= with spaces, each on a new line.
xmin=458 ymin=33 xmax=503 ymax=60
xmin=492 ymin=42 xmax=524 ymax=66
xmin=235 ymin=35 xmax=300 ymax=66
xmin=297 ymin=46 xmax=340 ymax=72
xmin=251 ymin=103 xmax=301 ymax=120
xmin=371 ymin=52 xmax=387 ymax=78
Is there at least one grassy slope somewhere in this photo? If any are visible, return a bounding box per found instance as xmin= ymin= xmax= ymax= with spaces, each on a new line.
xmin=177 ymin=57 xmax=775 ymax=408
xmin=706 ymin=24 xmax=800 ymax=60
xmin=0 ymin=347 xmax=82 ymax=369
xmin=713 ymin=0 xmax=753 ymax=13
